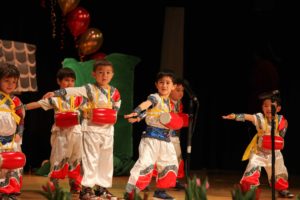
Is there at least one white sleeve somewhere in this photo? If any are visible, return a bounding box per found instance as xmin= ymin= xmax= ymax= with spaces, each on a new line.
xmin=37 ymin=99 xmax=53 ymax=111
xmin=65 ymin=86 xmax=88 ymax=98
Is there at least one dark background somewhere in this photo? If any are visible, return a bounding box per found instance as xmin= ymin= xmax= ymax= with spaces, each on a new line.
xmin=1 ymin=0 xmax=300 ymax=176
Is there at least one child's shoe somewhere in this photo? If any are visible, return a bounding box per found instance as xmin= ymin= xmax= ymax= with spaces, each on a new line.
xmin=0 ymin=194 xmax=18 ymax=200
xmin=79 ymin=187 xmax=98 ymax=200
xmin=94 ymin=186 xmax=117 ymax=199
xmin=153 ymin=190 xmax=175 ymax=200
xmin=278 ymin=190 xmax=294 ymax=198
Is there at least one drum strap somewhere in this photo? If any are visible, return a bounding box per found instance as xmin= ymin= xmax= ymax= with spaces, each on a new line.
xmin=57 ymin=96 xmax=77 ymax=112
xmin=0 ymin=91 xmax=20 ymax=124
xmin=146 ymin=96 xmax=170 ymax=117
xmin=91 ymin=85 xmax=112 ymax=109
xmin=242 ymin=116 xmax=279 ymax=161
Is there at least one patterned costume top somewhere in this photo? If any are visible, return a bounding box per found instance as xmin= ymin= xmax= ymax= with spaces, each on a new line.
xmin=38 ymin=95 xmax=86 ymax=132
xmin=0 ymin=92 xmax=24 ymax=137
xmin=146 ymin=93 xmax=173 ymax=129
xmin=54 ymin=83 xmax=121 ymax=132
xmin=242 ymin=112 xmax=287 ymax=161
xmin=84 ymin=84 xmax=121 ymax=111
xmin=170 ymin=99 xmax=183 ymax=114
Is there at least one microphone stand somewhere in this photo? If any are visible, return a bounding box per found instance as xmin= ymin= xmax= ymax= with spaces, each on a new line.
xmin=271 ymin=95 xmax=276 ymax=200
xmin=185 ymin=95 xmax=199 ymax=178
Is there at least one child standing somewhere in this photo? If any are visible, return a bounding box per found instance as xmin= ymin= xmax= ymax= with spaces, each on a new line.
xmin=169 ymin=78 xmax=186 ymax=190
xmin=222 ymin=92 xmax=294 ymax=198
xmin=124 ymin=70 xmax=178 ymax=200
xmin=43 ymin=60 xmax=121 ymax=200
xmin=25 ymin=67 xmax=86 ymax=194
xmin=0 ymin=63 xmax=25 ymax=200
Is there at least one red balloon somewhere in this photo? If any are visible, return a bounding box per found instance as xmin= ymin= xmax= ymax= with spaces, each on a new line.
xmin=67 ymin=7 xmax=90 ymax=39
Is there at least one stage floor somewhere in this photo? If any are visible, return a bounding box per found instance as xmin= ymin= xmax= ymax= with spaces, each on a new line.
xmin=19 ymin=170 xmax=300 ymax=199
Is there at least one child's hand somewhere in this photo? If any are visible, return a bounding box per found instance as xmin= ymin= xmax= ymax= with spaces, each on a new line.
xmin=127 ymin=117 xmax=140 ymax=123
xmin=14 ymin=134 xmax=21 ymax=143
xmin=43 ymin=92 xmax=54 ymax=99
xmin=222 ymin=113 xmax=235 ymax=120
xmin=124 ymin=113 xmax=138 ymax=119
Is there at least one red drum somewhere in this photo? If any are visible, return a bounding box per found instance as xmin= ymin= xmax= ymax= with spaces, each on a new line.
xmin=55 ymin=112 xmax=79 ymax=128
xmin=159 ymin=112 xmax=183 ymax=130
xmin=91 ymin=108 xmax=117 ymax=125
xmin=178 ymin=113 xmax=189 ymax=127
xmin=0 ymin=152 xmax=26 ymax=169
xmin=262 ymin=135 xmax=284 ymax=150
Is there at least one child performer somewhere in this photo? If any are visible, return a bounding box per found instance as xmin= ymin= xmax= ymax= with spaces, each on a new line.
xmin=25 ymin=67 xmax=86 ymax=194
xmin=124 ymin=70 xmax=178 ymax=200
xmin=43 ymin=60 xmax=121 ymax=200
xmin=169 ymin=78 xmax=186 ymax=190
xmin=0 ymin=63 xmax=26 ymax=200
xmin=222 ymin=91 xmax=294 ymax=198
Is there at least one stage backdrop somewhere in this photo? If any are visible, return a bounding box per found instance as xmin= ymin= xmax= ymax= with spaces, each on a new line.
xmin=62 ymin=53 xmax=141 ymax=175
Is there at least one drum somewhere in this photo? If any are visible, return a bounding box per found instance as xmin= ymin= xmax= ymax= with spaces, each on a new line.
xmin=91 ymin=108 xmax=117 ymax=125
xmin=159 ymin=112 xmax=183 ymax=130
xmin=261 ymin=135 xmax=284 ymax=150
xmin=178 ymin=113 xmax=189 ymax=127
xmin=0 ymin=152 xmax=26 ymax=169
xmin=55 ymin=112 xmax=79 ymax=128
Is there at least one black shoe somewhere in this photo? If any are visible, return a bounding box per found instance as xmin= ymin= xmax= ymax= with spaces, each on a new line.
xmin=79 ymin=187 xmax=98 ymax=200
xmin=174 ymin=180 xmax=185 ymax=190
xmin=278 ymin=190 xmax=294 ymax=198
xmin=0 ymin=194 xmax=18 ymax=200
xmin=94 ymin=186 xmax=117 ymax=199
xmin=153 ymin=190 xmax=175 ymax=200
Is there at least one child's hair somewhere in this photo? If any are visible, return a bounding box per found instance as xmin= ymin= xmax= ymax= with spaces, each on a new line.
xmin=258 ymin=90 xmax=282 ymax=106
xmin=93 ymin=59 xmax=113 ymax=72
xmin=261 ymin=95 xmax=281 ymax=106
xmin=56 ymin=67 xmax=76 ymax=81
xmin=156 ymin=69 xmax=176 ymax=83
xmin=0 ymin=62 xmax=20 ymax=80
xmin=174 ymin=78 xmax=184 ymax=87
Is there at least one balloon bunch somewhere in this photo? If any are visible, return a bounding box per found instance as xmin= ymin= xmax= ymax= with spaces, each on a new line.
xmin=57 ymin=0 xmax=104 ymax=60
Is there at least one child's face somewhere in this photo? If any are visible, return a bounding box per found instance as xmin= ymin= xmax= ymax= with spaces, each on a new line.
xmin=57 ymin=77 xmax=75 ymax=89
xmin=170 ymin=84 xmax=184 ymax=101
xmin=262 ymin=99 xmax=281 ymax=119
xmin=0 ymin=76 xmax=18 ymax=94
xmin=155 ymin=76 xmax=175 ymax=98
xmin=92 ymin=65 xmax=114 ymax=88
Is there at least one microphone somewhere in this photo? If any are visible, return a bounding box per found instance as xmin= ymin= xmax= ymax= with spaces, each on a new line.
xmin=183 ymin=79 xmax=198 ymax=102
xmin=258 ymin=90 xmax=280 ymax=100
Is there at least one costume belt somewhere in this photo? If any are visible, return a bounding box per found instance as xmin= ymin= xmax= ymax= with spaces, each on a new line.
xmin=0 ymin=135 xmax=14 ymax=146
xmin=143 ymin=126 xmax=171 ymax=142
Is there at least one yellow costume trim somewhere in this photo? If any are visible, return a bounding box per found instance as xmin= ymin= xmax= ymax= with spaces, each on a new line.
xmin=241 ymin=116 xmax=278 ymax=161
xmin=242 ymin=132 xmax=259 ymax=161
xmin=83 ymin=85 xmax=112 ymax=118
xmin=57 ymin=96 xmax=77 ymax=112
xmin=0 ymin=91 xmax=20 ymax=124
xmin=146 ymin=96 xmax=170 ymax=117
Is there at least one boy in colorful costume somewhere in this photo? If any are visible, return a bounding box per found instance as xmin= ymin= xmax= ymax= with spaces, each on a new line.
xmin=222 ymin=91 xmax=294 ymax=198
xmin=0 ymin=63 xmax=26 ymax=200
xmin=25 ymin=67 xmax=86 ymax=194
xmin=43 ymin=60 xmax=121 ymax=200
xmin=124 ymin=70 xmax=178 ymax=200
